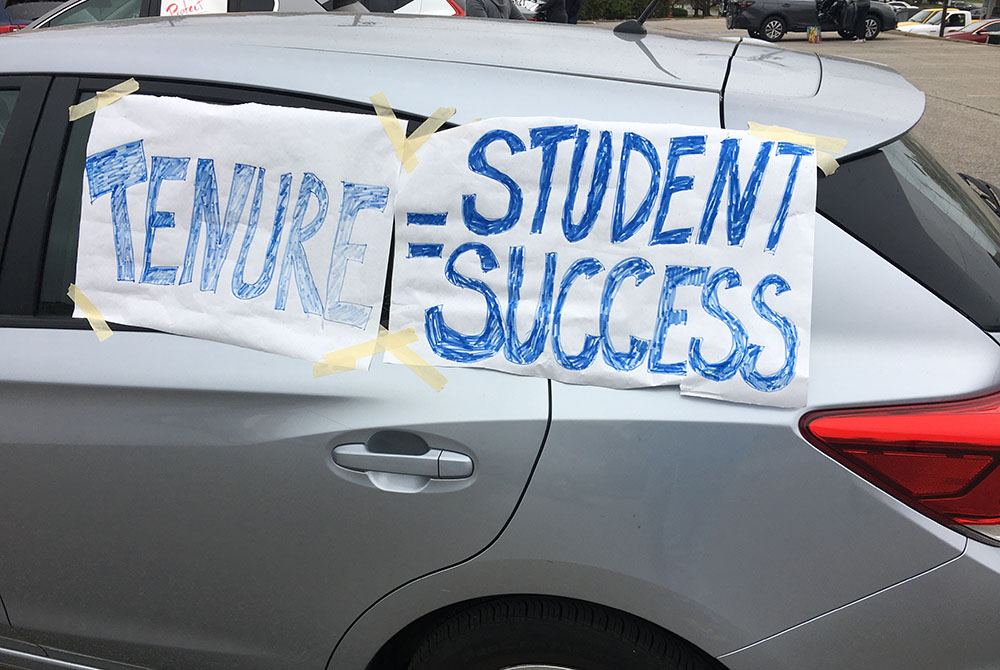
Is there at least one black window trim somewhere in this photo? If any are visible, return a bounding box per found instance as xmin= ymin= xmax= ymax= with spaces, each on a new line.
xmin=0 ymin=75 xmax=51 ymax=277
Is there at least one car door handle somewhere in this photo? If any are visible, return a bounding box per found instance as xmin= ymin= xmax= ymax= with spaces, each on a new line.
xmin=332 ymin=443 xmax=474 ymax=479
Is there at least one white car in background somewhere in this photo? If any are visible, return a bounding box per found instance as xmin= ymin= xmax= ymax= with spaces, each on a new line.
xmin=897 ymin=7 xmax=973 ymax=32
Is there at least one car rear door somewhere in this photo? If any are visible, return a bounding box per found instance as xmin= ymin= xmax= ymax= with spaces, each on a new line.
xmin=0 ymin=75 xmax=549 ymax=670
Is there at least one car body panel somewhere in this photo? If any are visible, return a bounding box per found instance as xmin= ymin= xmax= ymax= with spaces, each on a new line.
xmin=898 ymin=10 xmax=972 ymax=33
xmin=725 ymin=45 xmax=924 ymax=159
xmin=7 ymin=15 xmax=734 ymax=94
xmin=947 ymin=17 xmax=1000 ymax=40
xmin=0 ymin=327 xmax=549 ymax=670
xmin=330 ymin=214 xmax=999 ymax=668
xmin=1 ymin=15 xmax=1000 ymax=670
xmin=720 ymin=539 xmax=1000 ymax=670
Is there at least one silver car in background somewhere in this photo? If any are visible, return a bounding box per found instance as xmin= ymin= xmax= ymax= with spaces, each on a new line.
xmin=1 ymin=14 xmax=1000 ymax=670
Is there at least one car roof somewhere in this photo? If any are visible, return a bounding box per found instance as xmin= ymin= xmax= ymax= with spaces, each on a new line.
xmin=0 ymin=13 xmax=923 ymax=157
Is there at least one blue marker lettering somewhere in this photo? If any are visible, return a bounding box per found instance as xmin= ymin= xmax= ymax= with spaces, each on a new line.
xmin=741 ymin=274 xmax=798 ymax=392
xmin=529 ymin=124 xmax=577 ymax=234
xmin=562 ymin=129 xmax=613 ymax=243
xmin=84 ymin=140 xmax=148 ymax=281
xmin=232 ymin=170 xmax=290 ymax=300
xmin=323 ymin=182 xmax=389 ymax=329
xmin=179 ymin=159 xmax=221 ymax=287
xmin=600 ymin=257 xmax=655 ymax=371
xmin=649 ymin=135 xmax=706 ymax=246
xmin=648 ymin=264 xmax=709 ymax=375
xmin=204 ymin=163 xmax=256 ymax=292
xmin=689 ymin=266 xmax=748 ymax=381
xmin=552 ymin=257 xmax=604 ymax=370
xmin=698 ymin=138 xmax=773 ymax=246
xmin=462 ymin=129 xmax=526 ymax=236
xmin=275 ymin=173 xmax=329 ymax=315
xmin=766 ymin=142 xmax=814 ymax=253
xmin=141 ymin=156 xmax=189 ymax=285
xmin=505 ymin=246 xmax=557 ymax=365
xmin=611 ymin=132 xmax=660 ymax=244
xmin=425 ymin=242 xmax=505 ymax=362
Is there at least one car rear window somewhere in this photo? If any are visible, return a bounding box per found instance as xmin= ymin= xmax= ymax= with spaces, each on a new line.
xmin=817 ymin=133 xmax=1000 ymax=330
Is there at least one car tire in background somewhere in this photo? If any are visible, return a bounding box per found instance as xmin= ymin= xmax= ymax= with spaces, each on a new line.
xmin=864 ymin=15 xmax=881 ymax=38
xmin=759 ymin=15 xmax=786 ymax=40
xmin=406 ymin=596 xmax=714 ymax=670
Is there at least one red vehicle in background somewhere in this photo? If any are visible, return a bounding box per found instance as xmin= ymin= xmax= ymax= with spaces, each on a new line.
xmin=946 ymin=17 xmax=1000 ymax=41
xmin=0 ymin=2 xmax=26 ymax=31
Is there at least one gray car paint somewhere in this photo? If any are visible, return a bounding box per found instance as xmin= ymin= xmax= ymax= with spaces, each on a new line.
xmin=2 ymin=14 xmax=1000 ymax=670
xmin=327 ymin=215 xmax=1000 ymax=668
xmin=0 ymin=329 xmax=548 ymax=670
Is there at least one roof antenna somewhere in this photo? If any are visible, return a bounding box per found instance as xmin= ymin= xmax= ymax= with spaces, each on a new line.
xmin=614 ymin=0 xmax=661 ymax=36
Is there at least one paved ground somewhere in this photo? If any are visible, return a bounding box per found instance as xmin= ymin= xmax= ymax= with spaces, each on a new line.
xmin=595 ymin=17 xmax=1000 ymax=185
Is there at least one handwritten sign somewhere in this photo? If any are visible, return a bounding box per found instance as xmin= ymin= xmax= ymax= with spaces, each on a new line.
xmin=160 ymin=0 xmax=227 ymax=15
xmin=76 ymin=95 xmax=398 ymax=362
xmin=389 ymin=118 xmax=815 ymax=406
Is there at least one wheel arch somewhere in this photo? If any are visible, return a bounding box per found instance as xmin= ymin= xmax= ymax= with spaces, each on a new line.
xmin=360 ymin=594 xmax=730 ymax=670
xmin=326 ymin=557 xmax=739 ymax=670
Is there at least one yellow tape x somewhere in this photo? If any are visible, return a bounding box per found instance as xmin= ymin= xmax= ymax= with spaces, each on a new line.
xmin=67 ymin=284 xmax=113 ymax=342
xmin=69 ymin=78 xmax=140 ymax=122
xmin=370 ymin=92 xmax=455 ymax=174
xmin=746 ymin=122 xmax=848 ymax=177
xmin=314 ymin=326 xmax=447 ymax=392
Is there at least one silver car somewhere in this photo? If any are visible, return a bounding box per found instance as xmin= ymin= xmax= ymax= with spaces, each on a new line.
xmin=1 ymin=13 xmax=1000 ymax=670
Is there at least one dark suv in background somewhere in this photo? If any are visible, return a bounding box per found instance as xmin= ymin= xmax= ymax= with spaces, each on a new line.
xmin=725 ymin=0 xmax=897 ymax=40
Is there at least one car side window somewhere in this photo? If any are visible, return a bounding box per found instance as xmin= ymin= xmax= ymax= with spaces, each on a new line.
xmin=0 ymin=89 xmax=18 ymax=145
xmin=46 ymin=0 xmax=142 ymax=27
xmin=37 ymin=110 xmax=91 ymax=315
xmin=33 ymin=79 xmax=413 ymax=319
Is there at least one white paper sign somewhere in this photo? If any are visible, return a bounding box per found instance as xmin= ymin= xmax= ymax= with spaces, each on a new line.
xmin=160 ymin=0 xmax=228 ymax=16
xmin=76 ymin=95 xmax=398 ymax=362
xmin=390 ymin=118 xmax=815 ymax=406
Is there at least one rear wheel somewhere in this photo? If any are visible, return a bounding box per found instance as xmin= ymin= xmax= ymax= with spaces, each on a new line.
xmin=759 ymin=15 xmax=786 ymax=41
xmin=407 ymin=596 xmax=714 ymax=670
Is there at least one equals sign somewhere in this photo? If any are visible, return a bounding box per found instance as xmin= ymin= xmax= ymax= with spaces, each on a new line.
xmin=406 ymin=212 xmax=447 ymax=258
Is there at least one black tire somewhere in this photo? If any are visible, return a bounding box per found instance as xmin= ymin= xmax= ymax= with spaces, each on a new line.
xmin=759 ymin=15 xmax=786 ymax=41
xmin=407 ymin=596 xmax=714 ymax=670
xmin=864 ymin=16 xmax=881 ymax=39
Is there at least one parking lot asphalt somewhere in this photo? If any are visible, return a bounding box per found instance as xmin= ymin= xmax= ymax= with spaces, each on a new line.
xmin=595 ymin=17 xmax=1000 ymax=186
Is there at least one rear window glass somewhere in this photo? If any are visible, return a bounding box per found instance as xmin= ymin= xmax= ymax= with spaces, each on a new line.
xmin=818 ymin=133 xmax=1000 ymax=330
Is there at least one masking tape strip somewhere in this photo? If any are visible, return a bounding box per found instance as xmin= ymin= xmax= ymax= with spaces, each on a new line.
xmin=67 ymin=284 xmax=113 ymax=342
xmin=68 ymin=78 xmax=139 ymax=122
xmin=370 ymin=92 xmax=455 ymax=174
xmin=400 ymin=105 xmax=457 ymax=171
xmin=746 ymin=122 xmax=847 ymax=176
xmin=313 ymin=326 xmax=447 ymax=391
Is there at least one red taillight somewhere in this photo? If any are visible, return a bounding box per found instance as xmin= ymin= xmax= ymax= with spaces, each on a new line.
xmin=800 ymin=392 xmax=1000 ymax=543
xmin=445 ymin=0 xmax=464 ymax=15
